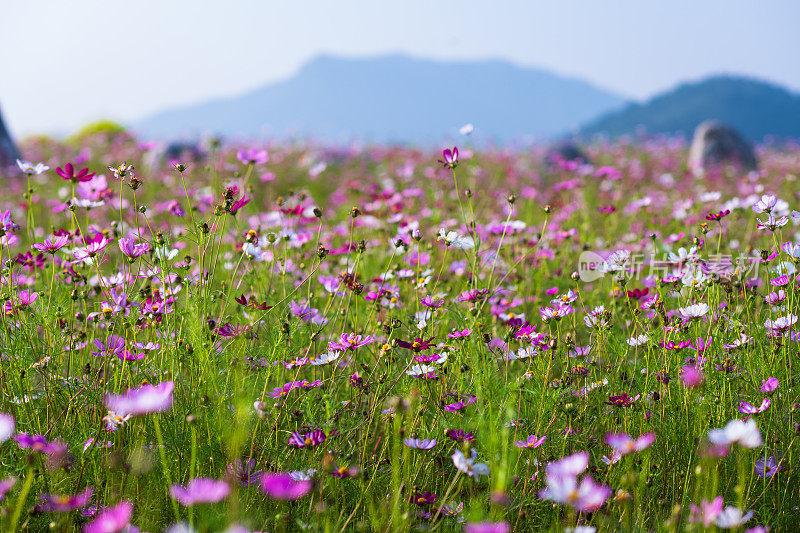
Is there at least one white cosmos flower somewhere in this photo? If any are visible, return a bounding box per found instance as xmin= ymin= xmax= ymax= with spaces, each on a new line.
xmin=154 ymin=246 xmax=179 ymax=261
xmin=406 ymin=364 xmax=436 ymax=377
xmin=437 ymin=228 xmax=474 ymax=250
xmin=715 ymin=506 xmax=753 ymax=529
xmin=679 ymin=303 xmax=710 ymax=320
xmin=451 ymin=449 xmax=490 ymax=480
xmin=16 ymin=159 xmax=49 ymax=175
xmin=311 ymin=351 xmax=342 ymax=366
xmin=627 ymin=334 xmax=648 ymax=346
xmin=708 ymin=418 xmax=762 ymax=449
xmin=0 ymin=413 xmax=14 ymax=442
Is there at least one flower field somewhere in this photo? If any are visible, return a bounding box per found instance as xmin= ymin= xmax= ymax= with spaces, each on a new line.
xmin=0 ymin=131 xmax=798 ymax=532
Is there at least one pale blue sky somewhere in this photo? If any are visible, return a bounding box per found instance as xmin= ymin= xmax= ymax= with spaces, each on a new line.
xmin=1 ymin=0 xmax=798 ymax=136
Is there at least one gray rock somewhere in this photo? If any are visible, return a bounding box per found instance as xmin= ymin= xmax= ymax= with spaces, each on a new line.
xmin=689 ymin=120 xmax=757 ymax=175
xmin=0 ymin=104 xmax=20 ymax=167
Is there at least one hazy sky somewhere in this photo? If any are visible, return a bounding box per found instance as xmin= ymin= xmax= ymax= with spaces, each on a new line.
xmin=1 ymin=0 xmax=798 ymax=136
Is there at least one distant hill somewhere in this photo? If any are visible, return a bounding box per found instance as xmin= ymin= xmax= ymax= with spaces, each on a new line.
xmin=580 ymin=76 xmax=800 ymax=141
xmin=134 ymin=54 xmax=626 ymax=144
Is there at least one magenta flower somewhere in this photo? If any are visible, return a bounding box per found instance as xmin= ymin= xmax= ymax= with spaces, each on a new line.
xmin=445 ymin=429 xmax=475 ymax=442
xmin=117 ymin=237 xmax=150 ymax=259
xmin=738 ymin=398 xmax=770 ymax=415
xmin=14 ymin=433 xmax=68 ymax=456
xmin=33 ymin=235 xmax=70 ymax=254
xmin=260 ymin=472 xmax=312 ymax=500
xmin=760 ymin=377 xmax=779 ymax=394
xmin=236 ymin=148 xmax=269 ymax=165
xmin=404 ymin=438 xmax=437 ymax=450
xmin=438 ymin=147 xmax=459 ymax=169
xmin=328 ymin=333 xmax=376 ymax=351
xmin=396 ymin=336 xmax=435 ymax=352
xmin=104 ymin=381 xmax=174 ymax=416
xmin=447 ymin=328 xmax=472 ymax=338
xmin=83 ymin=500 xmax=132 ymax=533
xmin=36 ymin=487 xmax=93 ymax=512
xmin=464 ymin=522 xmax=510 ymax=533
xmin=288 ymin=430 xmax=326 ymax=448
xmin=227 ymin=195 xmax=250 ymax=215
xmin=605 ymin=432 xmax=655 ymax=455
xmin=266 ymin=379 xmax=323 ymax=399
xmin=443 ymin=393 xmax=477 ymax=412
xmin=72 ymin=238 xmax=110 ymax=263
xmin=170 ymin=478 xmax=230 ymax=506
xmin=420 ymin=296 xmax=444 ymax=308
xmin=681 ymin=365 xmax=705 ymax=388
xmin=410 ymin=491 xmax=438 ymax=506
xmin=55 ymin=163 xmax=95 ymax=183
xmin=514 ymin=434 xmax=546 ymax=449
xmin=91 ymin=335 xmax=126 ymax=358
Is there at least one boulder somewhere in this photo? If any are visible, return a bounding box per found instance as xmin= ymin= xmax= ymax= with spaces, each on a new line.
xmin=0 ymin=104 xmax=20 ymax=167
xmin=688 ymin=120 xmax=757 ymax=175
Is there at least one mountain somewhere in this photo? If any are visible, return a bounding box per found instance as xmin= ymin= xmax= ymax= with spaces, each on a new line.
xmin=134 ymin=54 xmax=626 ymax=144
xmin=580 ymin=75 xmax=800 ymax=141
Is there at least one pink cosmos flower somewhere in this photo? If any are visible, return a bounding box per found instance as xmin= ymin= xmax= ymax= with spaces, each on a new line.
xmin=118 ymin=237 xmax=150 ymax=259
xmin=738 ymin=398 xmax=770 ymax=415
xmin=447 ymin=328 xmax=472 ymax=338
xmin=14 ymin=433 xmax=68 ymax=457
xmin=328 ymin=333 xmax=376 ymax=351
xmin=33 ymin=235 xmax=70 ymax=254
xmin=442 ymin=393 xmax=477 ymax=412
xmin=237 ymin=148 xmax=269 ymax=165
xmin=72 ymin=238 xmax=110 ymax=263
xmin=514 ymin=434 xmax=546 ymax=449
xmin=546 ymin=452 xmax=589 ymax=478
xmin=288 ymin=430 xmax=326 ymax=448
xmin=681 ymin=365 xmax=705 ymax=388
xmin=689 ymin=496 xmax=724 ymax=527
xmin=260 ymin=472 xmax=312 ymax=500
xmin=0 ymin=478 xmax=16 ymax=502
xmin=404 ymin=438 xmax=437 ymax=450
xmin=266 ymin=379 xmax=323 ymax=399
xmin=605 ymin=432 xmax=655 ymax=455
xmin=104 ymin=381 xmax=174 ymax=416
xmin=83 ymin=500 xmax=132 ymax=533
xmin=36 ymin=487 xmax=93 ymax=512
xmin=170 ymin=478 xmax=230 ymax=506
xmin=760 ymin=377 xmax=779 ymax=393
xmin=464 ymin=522 xmax=510 ymax=533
